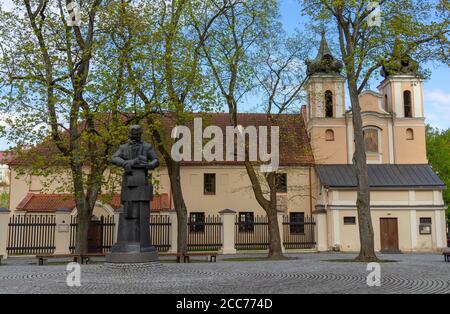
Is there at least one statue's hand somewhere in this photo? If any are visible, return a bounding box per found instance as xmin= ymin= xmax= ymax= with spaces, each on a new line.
xmin=147 ymin=160 xmax=158 ymax=170
xmin=124 ymin=160 xmax=134 ymax=173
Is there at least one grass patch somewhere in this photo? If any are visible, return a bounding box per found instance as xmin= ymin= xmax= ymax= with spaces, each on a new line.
xmin=322 ymin=259 xmax=399 ymax=263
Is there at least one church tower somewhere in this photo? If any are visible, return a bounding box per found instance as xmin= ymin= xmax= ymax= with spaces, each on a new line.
xmin=378 ymin=39 xmax=424 ymax=119
xmin=376 ymin=39 xmax=428 ymax=164
xmin=305 ymin=32 xmax=348 ymax=164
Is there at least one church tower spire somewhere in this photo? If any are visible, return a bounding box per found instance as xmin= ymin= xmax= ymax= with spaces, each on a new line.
xmin=304 ymin=31 xmax=347 ymax=164
xmin=306 ymin=31 xmax=343 ymax=76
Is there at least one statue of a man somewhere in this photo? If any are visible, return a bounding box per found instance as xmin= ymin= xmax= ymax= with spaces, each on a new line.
xmin=107 ymin=125 xmax=160 ymax=263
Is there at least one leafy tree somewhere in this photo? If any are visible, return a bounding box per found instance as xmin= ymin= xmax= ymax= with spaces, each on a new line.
xmin=107 ymin=0 xmax=228 ymax=256
xmin=0 ymin=191 xmax=8 ymax=208
xmin=301 ymin=0 xmax=449 ymax=261
xmin=198 ymin=0 xmax=313 ymax=259
xmin=0 ymin=0 xmax=136 ymax=253
xmin=426 ymin=126 xmax=450 ymax=223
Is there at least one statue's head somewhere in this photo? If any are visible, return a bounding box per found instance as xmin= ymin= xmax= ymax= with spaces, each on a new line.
xmin=129 ymin=125 xmax=143 ymax=143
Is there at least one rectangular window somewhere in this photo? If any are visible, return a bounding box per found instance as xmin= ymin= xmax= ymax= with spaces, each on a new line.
xmin=344 ymin=217 xmax=357 ymax=225
xmin=419 ymin=217 xmax=432 ymax=235
xmin=420 ymin=217 xmax=432 ymax=224
xmin=238 ymin=212 xmax=254 ymax=232
xmin=189 ymin=212 xmax=205 ymax=232
xmin=203 ymin=174 xmax=216 ymax=195
xmin=276 ymin=173 xmax=287 ymax=193
xmin=290 ymin=212 xmax=305 ymax=234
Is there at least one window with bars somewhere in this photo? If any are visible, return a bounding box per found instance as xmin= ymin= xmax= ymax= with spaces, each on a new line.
xmin=290 ymin=212 xmax=305 ymax=234
xmin=189 ymin=212 xmax=205 ymax=232
xmin=203 ymin=173 xmax=216 ymax=195
xmin=276 ymin=173 xmax=287 ymax=193
xmin=419 ymin=217 xmax=432 ymax=235
xmin=239 ymin=212 xmax=254 ymax=232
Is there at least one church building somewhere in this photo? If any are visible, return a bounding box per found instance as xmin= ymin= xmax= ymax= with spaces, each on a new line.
xmin=3 ymin=33 xmax=447 ymax=254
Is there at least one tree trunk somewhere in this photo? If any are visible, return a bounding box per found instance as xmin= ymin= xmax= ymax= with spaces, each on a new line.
xmin=75 ymin=208 xmax=91 ymax=254
xmin=266 ymin=206 xmax=284 ymax=260
xmin=348 ymin=80 xmax=378 ymax=262
xmin=167 ymin=160 xmax=188 ymax=257
xmin=243 ymin=161 xmax=285 ymax=260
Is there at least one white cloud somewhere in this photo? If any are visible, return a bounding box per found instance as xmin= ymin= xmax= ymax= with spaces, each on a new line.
xmin=423 ymin=89 xmax=450 ymax=130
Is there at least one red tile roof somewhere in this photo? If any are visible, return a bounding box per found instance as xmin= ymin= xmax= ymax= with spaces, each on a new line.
xmin=0 ymin=151 xmax=11 ymax=164
xmin=8 ymin=113 xmax=314 ymax=167
xmin=16 ymin=193 xmax=172 ymax=213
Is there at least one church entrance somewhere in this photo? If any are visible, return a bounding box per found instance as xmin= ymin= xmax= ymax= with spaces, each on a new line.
xmin=380 ymin=218 xmax=400 ymax=253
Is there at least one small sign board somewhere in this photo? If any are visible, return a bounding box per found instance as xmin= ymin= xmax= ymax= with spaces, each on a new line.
xmin=58 ymin=224 xmax=70 ymax=233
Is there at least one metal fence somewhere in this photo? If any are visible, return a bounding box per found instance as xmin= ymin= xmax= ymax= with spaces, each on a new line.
xmin=150 ymin=215 xmax=171 ymax=252
xmin=235 ymin=215 xmax=270 ymax=250
xmin=7 ymin=215 xmax=56 ymax=255
xmin=187 ymin=215 xmax=222 ymax=251
xmin=69 ymin=216 xmax=115 ymax=254
xmin=282 ymin=215 xmax=316 ymax=249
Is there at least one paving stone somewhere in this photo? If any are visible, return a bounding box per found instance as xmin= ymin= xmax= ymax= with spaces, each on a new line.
xmin=0 ymin=253 xmax=448 ymax=294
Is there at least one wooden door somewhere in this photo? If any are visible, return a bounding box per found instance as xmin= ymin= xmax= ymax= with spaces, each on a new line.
xmin=87 ymin=220 xmax=102 ymax=253
xmin=380 ymin=218 xmax=399 ymax=252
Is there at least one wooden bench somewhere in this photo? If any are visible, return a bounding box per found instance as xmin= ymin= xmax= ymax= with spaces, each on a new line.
xmin=443 ymin=251 xmax=450 ymax=262
xmin=182 ymin=252 xmax=218 ymax=263
xmin=159 ymin=252 xmax=218 ymax=263
xmin=36 ymin=254 xmax=82 ymax=266
xmin=80 ymin=253 xmax=106 ymax=264
xmin=37 ymin=253 xmax=107 ymax=265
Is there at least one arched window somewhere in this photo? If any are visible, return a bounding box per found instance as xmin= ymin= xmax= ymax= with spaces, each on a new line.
xmin=406 ymin=128 xmax=414 ymax=140
xmin=404 ymin=91 xmax=412 ymax=118
xmin=325 ymin=129 xmax=335 ymax=141
xmin=364 ymin=129 xmax=379 ymax=153
xmin=325 ymin=90 xmax=333 ymax=118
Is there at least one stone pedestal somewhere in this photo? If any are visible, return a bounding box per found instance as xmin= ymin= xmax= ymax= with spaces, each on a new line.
xmin=106 ymin=210 xmax=158 ymax=264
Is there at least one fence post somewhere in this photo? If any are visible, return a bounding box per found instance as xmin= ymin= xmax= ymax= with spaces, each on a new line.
xmin=168 ymin=210 xmax=178 ymax=254
xmin=314 ymin=205 xmax=328 ymax=252
xmin=113 ymin=210 xmax=121 ymax=244
xmin=219 ymin=209 xmax=236 ymax=255
xmin=54 ymin=208 xmax=71 ymax=255
xmin=277 ymin=212 xmax=286 ymax=253
xmin=0 ymin=208 xmax=10 ymax=259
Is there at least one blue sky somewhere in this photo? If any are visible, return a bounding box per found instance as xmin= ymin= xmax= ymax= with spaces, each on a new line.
xmin=278 ymin=0 xmax=450 ymax=132
xmin=0 ymin=0 xmax=449 ymax=150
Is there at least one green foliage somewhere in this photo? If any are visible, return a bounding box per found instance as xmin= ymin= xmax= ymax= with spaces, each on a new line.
xmin=0 ymin=191 xmax=8 ymax=208
xmin=426 ymin=126 xmax=450 ymax=222
xmin=301 ymin=0 xmax=449 ymax=90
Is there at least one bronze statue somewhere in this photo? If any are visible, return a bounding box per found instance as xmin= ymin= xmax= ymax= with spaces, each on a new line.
xmin=106 ymin=125 xmax=160 ymax=263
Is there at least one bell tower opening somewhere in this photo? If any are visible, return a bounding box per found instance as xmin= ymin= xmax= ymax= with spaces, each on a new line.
xmin=325 ymin=91 xmax=333 ymax=118
xmin=403 ymin=90 xmax=412 ymax=118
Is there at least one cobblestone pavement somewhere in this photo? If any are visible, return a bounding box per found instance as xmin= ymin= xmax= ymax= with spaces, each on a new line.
xmin=0 ymin=253 xmax=448 ymax=294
